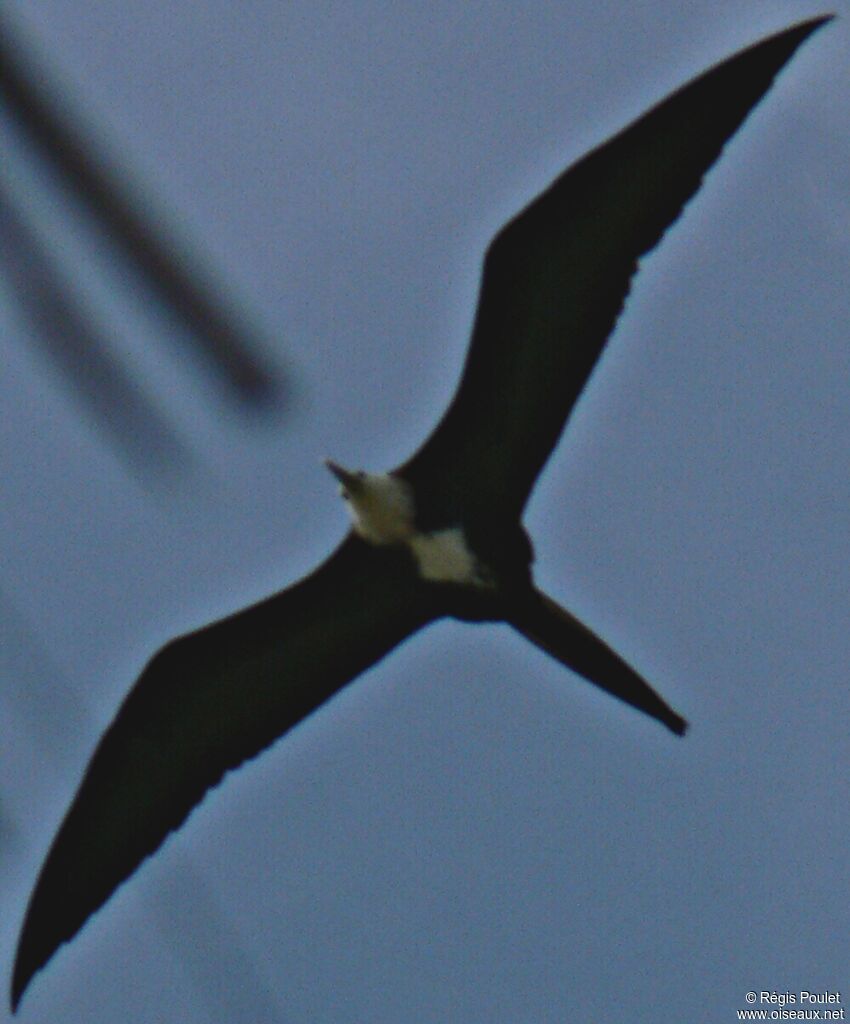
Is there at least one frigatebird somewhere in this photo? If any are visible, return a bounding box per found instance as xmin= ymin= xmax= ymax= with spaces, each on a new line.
xmin=11 ymin=15 xmax=830 ymax=1010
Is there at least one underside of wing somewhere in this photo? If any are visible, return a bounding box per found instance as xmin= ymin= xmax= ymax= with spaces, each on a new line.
xmin=401 ymin=17 xmax=829 ymax=525
xmin=12 ymin=535 xmax=436 ymax=1009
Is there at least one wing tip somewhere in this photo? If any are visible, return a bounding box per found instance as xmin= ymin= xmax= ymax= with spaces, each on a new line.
xmin=10 ymin=904 xmax=61 ymax=1013
xmin=793 ymin=14 xmax=835 ymax=47
xmin=801 ymin=12 xmax=836 ymax=30
xmin=10 ymin=948 xmax=37 ymax=1014
xmin=760 ymin=14 xmax=835 ymax=62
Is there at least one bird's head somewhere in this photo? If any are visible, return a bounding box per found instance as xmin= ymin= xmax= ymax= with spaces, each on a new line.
xmin=324 ymin=459 xmax=414 ymax=543
xmin=325 ymin=459 xmax=366 ymax=501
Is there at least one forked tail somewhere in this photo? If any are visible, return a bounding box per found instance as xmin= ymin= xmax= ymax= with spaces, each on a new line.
xmin=506 ymin=588 xmax=687 ymax=735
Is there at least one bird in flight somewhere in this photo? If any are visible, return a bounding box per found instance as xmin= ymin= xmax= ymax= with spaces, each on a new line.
xmin=11 ymin=15 xmax=831 ymax=1010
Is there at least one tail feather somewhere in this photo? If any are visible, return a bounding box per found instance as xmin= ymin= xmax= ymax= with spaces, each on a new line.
xmin=507 ymin=589 xmax=687 ymax=735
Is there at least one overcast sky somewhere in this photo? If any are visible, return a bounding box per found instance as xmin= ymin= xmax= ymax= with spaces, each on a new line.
xmin=1 ymin=2 xmax=847 ymax=1021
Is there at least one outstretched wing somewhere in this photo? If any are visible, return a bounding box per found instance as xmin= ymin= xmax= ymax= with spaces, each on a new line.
xmin=401 ymin=17 xmax=829 ymax=525
xmin=12 ymin=535 xmax=436 ymax=1009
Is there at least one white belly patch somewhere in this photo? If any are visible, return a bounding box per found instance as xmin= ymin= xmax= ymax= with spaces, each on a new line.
xmin=409 ymin=527 xmax=485 ymax=585
xmin=338 ymin=471 xmax=488 ymax=586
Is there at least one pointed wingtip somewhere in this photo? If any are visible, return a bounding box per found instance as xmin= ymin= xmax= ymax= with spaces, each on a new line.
xmin=10 ymin=938 xmax=38 ymax=1014
xmin=787 ymin=13 xmax=835 ymax=33
xmin=11 ymin=967 xmax=27 ymax=1015
xmin=741 ymin=13 xmax=836 ymax=71
xmin=10 ymin=890 xmax=65 ymax=1013
xmin=780 ymin=13 xmax=836 ymax=47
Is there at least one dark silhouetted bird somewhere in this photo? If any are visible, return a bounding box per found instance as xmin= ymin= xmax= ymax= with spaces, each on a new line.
xmin=11 ymin=15 xmax=831 ymax=1010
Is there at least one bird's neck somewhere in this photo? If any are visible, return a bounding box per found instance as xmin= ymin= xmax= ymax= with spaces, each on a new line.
xmin=345 ymin=472 xmax=416 ymax=545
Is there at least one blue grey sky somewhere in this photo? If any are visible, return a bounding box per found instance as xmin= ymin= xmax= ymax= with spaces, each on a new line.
xmin=1 ymin=2 xmax=847 ymax=1021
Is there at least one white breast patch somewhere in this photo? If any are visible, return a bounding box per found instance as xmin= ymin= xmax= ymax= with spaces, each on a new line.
xmin=341 ymin=471 xmax=488 ymax=586
xmin=409 ymin=527 xmax=484 ymax=585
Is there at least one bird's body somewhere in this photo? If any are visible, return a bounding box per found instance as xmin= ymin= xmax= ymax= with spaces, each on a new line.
xmin=410 ymin=527 xmax=486 ymax=586
xmin=11 ymin=16 xmax=832 ymax=1010
xmin=329 ymin=463 xmax=513 ymax=587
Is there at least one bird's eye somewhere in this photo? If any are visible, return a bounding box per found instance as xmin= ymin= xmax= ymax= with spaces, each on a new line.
xmin=356 ymin=471 xmax=366 ymax=480
xmin=341 ymin=489 xmax=350 ymax=500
